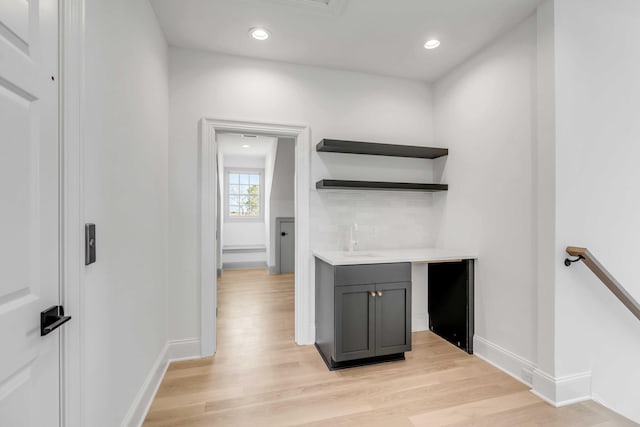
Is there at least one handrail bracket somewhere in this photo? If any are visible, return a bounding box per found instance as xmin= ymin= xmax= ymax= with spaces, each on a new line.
xmin=565 ymin=246 xmax=640 ymax=322
xmin=564 ymin=255 xmax=584 ymax=267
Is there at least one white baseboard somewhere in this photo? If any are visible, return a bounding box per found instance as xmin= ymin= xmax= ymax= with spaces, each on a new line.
xmin=472 ymin=336 xmax=592 ymax=407
xmin=532 ymin=369 xmax=592 ymax=407
xmin=473 ymin=336 xmax=536 ymax=386
xmin=268 ymin=265 xmax=279 ymax=274
xmin=412 ymin=312 xmax=428 ymax=332
xmin=297 ymin=323 xmax=315 ymax=345
xmin=222 ymin=261 xmax=267 ymax=270
xmin=121 ymin=343 xmax=169 ymax=427
xmin=121 ymin=338 xmax=202 ymax=427
xmin=167 ymin=338 xmax=201 ymax=362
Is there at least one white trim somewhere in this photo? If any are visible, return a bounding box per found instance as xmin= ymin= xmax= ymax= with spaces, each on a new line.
xmin=200 ymin=119 xmax=217 ymax=356
xmin=60 ymin=1 xmax=85 ymax=427
xmin=223 ymin=261 xmax=268 ymax=270
xmin=473 ymin=336 xmax=537 ymax=387
xmin=199 ymin=117 xmax=313 ymax=356
xmin=471 ymin=337 xmax=593 ymax=407
xmin=120 ymin=338 xmax=201 ymax=427
xmin=121 ymin=344 xmax=169 ymax=427
xmin=222 ymin=245 xmax=266 ymax=254
xmin=532 ymin=369 xmax=592 ymax=407
xmin=167 ymin=338 xmax=202 ymax=362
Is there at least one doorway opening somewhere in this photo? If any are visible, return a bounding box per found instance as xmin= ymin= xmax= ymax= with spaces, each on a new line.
xmin=199 ymin=118 xmax=312 ymax=357
xmin=216 ymin=133 xmax=295 ymax=275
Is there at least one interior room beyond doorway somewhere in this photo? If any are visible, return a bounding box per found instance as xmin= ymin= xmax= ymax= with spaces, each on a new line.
xmin=217 ymin=132 xmax=296 ymax=276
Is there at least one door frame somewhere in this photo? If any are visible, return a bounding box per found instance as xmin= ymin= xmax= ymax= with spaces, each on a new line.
xmin=60 ymin=1 xmax=86 ymax=426
xmin=274 ymin=217 xmax=295 ymax=274
xmin=199 ymin=118 xmax=312 ymax=356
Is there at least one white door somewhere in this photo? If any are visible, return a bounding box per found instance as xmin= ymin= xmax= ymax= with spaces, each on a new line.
xmin=0 ymin=0 xmax=62 ymax=426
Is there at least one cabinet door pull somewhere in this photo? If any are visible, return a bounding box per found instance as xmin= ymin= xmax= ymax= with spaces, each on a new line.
xmin=370 ymin=291 xmax=376 ymax=297
xmin=377 ymin=291 xmax=383 ymax=297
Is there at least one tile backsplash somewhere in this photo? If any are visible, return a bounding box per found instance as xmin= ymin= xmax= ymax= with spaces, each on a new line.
xmin=311 ymin=189 xmax=437 ymax=251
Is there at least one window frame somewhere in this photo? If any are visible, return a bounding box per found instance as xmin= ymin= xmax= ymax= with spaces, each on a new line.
xmin=224 ymin=167 xmax=265 ymax=222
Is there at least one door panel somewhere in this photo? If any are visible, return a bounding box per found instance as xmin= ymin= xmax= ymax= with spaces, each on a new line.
xmin=0 ymin=0 xmax=29 ymax=46
xmin=279 ymin=220 xmax=294 ymax=273
xmin=334 ymin=284 xmax=375 ymax=361
xmin=0 ymin=0 xmax=61 ymax=425
xmin=375 ymin=282 xmax=411 ymax=356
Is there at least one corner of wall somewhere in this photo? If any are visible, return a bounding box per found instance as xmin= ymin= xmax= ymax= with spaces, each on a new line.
xmin=167 ymin=338 xmax=202 ymax=362
xmin=121 ymin=338 xmax=202 ymax=427
xmin=473 ymin=336 xmax=536 ymax=387
xmin=473 ymin=336 xmax=592 ymax=407
xmin=531 ymin=369 xmax=592 ymax=407
xmin=120 ymin=343 xmax=169 ymax=427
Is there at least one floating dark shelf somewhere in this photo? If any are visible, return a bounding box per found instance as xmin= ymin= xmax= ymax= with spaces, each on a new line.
xmin=316 ymin=139 xmax=448 ymax=159
xmin=316 ymin=180 xmax=448 ymax=192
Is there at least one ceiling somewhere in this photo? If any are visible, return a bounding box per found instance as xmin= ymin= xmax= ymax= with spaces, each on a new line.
xmin=217 ymin=133 xmax=275 ymax=157
xmin=151 ymin=0 xmax=540 ymax=82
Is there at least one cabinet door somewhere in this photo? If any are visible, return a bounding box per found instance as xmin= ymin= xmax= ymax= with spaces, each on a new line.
xmin=335 ymin=284 xmax=376 ymax=362
xmin=375 ymin=282 xmax=412 ymax=356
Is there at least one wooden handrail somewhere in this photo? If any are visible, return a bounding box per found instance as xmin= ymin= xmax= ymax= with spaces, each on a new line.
xmin=566 ymin=246 xmax=640 ymax=321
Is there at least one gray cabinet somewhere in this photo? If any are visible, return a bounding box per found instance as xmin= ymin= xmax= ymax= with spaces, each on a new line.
xmin=315 ymin=258 xmax=411 ymax=370
xmin=335 ymin=284 xmax=376 ymax=361
xmin=375 ymin=282 xmax=411 ymax=356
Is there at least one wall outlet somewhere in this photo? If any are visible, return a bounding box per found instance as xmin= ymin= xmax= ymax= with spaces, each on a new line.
xmin=521 ymin=367 xmax=533 ymax=385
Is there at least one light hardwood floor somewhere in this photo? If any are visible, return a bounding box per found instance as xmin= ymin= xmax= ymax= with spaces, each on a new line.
xmin=144 ymin=269 xmax=636 ymax=426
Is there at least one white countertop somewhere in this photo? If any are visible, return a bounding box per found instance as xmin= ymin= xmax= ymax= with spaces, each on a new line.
xmin=313 ymin=248 xmax=476 ymax=266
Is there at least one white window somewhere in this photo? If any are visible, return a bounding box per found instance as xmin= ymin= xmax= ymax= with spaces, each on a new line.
xmin=225 ymin=169 xmax=263 ymax=221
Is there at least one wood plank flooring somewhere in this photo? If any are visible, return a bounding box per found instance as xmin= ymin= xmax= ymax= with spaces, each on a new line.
xmin=144 ymin=269 xmax=636 ymax=426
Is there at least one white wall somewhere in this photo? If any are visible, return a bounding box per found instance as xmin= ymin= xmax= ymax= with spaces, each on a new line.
xmin=83 ymin=0 xmax=168 ymax=425
xmin=433 ymin=16 xmax=538 ymax=369
xmin=433 ymin=3 xmax=640 ymax=421
xmin=534 ymin=0 xmax=558 ymax=386
xmin=168 ymin=48 xmax=438 ymax=341
xmin=553 ymin=0 xmax=640 ymax=421
xmin=269 ymin=138 xmax=295 ymax=269
xmin=264 ymin=140 xmax=277 ymax=268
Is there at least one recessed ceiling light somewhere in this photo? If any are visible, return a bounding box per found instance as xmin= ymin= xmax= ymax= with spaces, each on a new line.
xmin=424 ymin=39 xmax=441 ymax=50
xmin=249 ymin=27 xmax=271 ymax=41
xmin=242 ymin=144 xmax=251 ymax=148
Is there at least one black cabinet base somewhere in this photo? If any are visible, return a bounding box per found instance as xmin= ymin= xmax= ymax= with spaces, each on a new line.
xmin=315 ymin=344 xmax=404 ymax=371
xmin=428 ymin=260 xmax=474 ymax=354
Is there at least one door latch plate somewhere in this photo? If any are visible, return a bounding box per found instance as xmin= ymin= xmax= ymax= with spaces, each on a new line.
xmin=85 ymin=223 xmax=96 ymax=265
